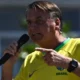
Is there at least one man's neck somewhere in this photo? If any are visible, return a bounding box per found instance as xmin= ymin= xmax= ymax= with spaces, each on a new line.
xmin=39 ymin=35 xmax=66 ymax=49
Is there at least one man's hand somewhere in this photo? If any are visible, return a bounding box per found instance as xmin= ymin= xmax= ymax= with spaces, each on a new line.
xmin=3 ymin=41 xmax=19 ymax=65
xmin=35 ymin=47 xmax=72 ymax=69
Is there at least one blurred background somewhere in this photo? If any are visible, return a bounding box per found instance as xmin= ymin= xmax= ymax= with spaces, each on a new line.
xmin=0 ymin=0 xmax=80 ymax=79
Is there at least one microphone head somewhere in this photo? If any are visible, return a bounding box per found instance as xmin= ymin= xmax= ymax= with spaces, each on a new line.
xmin=17 ymin=34 xmax=29 ymax=49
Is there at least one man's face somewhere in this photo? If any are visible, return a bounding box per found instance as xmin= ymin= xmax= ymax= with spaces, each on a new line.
xmin=26 ymin=8 xmax=57 ymax=44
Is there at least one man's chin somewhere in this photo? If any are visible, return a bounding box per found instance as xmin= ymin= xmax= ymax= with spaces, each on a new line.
xmin=32 ymin=39 xmax=41 ymax=42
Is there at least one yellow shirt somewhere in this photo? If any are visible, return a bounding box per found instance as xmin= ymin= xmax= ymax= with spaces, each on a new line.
xmin=14 ymin=38 xmax=80 ymax=80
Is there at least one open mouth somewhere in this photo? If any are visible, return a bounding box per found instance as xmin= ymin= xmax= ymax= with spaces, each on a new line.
xmin=32 ymin=33 xmax=41 ymax=36
xmin=31 ymin=33 xmax=43 ymax=41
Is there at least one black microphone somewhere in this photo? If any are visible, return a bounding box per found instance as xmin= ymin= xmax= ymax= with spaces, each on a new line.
xmin=0 ymin=34 xmax=29 ymax=66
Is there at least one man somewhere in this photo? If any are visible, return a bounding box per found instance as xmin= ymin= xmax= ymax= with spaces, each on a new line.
xmin=1 ymin=1 xmax=80 ymax=80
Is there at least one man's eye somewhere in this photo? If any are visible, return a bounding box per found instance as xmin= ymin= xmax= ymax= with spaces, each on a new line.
xmin=36 ymin=20 xmax=43 ymax=24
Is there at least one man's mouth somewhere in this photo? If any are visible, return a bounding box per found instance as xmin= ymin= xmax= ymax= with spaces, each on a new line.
xmin=31 ymin=33 xmax=43 ymax=41
xmin=32 ymin=33 xmax=41 ymax=36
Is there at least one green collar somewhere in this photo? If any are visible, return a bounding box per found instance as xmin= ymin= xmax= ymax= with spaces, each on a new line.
xmin=55 ymin=38 xmax=71 ymax=51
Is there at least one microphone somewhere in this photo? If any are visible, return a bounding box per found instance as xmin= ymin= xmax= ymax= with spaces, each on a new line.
xmin=0 ymin=34 xmax=29 ymax=66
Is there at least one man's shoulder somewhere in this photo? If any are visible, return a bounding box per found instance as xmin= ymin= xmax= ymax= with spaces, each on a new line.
xmin=66 ymin=38 xmax=80 ymax=50
xmin=72 ymin=38 xmax=80 ymax=41
xmin=70 ymin=38 xmax=80 ymax=60
xmin=71 ymin=38 xmax=80 ymax=45
xmin=66 ymin=38 xmax=80 ymax=53
xmin=60 ymin=38 xmax=80 ymax=54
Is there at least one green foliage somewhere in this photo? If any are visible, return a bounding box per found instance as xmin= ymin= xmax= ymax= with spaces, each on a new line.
xmin=22 ymin=43 xmax=38 ymax=53
xmin=19 ymin=43 xmax=38 ymax=60
xmin=20 ymin=17 xmax=28 ymax=29
xmin=62 ymin=22 xmax=71 ymax=33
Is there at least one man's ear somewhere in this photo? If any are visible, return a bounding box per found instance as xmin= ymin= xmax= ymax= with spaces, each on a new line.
xmin=55 ymin=18 xmax=61 ymax=30
xmin=55 ymin=18 xmax=60 ymax=26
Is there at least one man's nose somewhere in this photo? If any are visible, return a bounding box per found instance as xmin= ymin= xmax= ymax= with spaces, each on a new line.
xmin=29 ymin=23 xmax=37 ymax=29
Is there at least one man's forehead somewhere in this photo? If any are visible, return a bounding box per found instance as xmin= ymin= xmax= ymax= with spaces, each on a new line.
xmin=26 ymin=8 xmax=49 ymax=19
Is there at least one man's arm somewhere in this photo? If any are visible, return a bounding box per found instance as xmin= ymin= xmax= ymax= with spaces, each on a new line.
xmin=58 ymin=56 xmax=80 ymax=77
xmin=1 ymin=62 xmax=13 ymax=80
xmin=35 ymin=47 xmax=80 ymax=77
xmin=1 ymin=42 xmax=19 ymax=80
xmin=72 ymin=62 xmax=80 ymax=77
